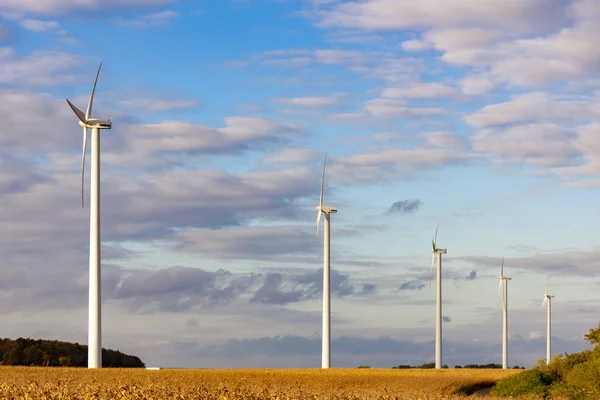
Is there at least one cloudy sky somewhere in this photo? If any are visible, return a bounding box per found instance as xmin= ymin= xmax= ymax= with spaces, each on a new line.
xmin=1 ymin=0 xmax=599 ymax=369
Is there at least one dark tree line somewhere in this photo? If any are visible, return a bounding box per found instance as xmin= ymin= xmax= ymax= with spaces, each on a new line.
xmin=391 ymin=363 xmax=525 ymax=369
xmin=0 ymin=338 xmax=145 ymax=368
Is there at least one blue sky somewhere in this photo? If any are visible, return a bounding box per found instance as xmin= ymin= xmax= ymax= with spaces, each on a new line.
xmin=1 ymin=0 xmax=600 ymax=368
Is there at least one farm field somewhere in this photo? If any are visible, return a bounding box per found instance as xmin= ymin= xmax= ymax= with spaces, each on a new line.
xmin=0 ymin=367 xmax=523 ymax=399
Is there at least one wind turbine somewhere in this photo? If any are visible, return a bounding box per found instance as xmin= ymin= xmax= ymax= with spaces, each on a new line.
xmin=429 ymin=224 xmax=446 ymax=369
xmin=543 ymin=271 xmax=554 ymax=365
xmin=66 ymin=62 xmax=112 ymax=369
xmin=316 ymin=154 xmax=337 ymax=369
xmin=499 ymin=256 xmax=511 ymax=370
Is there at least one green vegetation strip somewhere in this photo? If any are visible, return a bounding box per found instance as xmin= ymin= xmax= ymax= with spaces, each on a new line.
xmin=491 ymin=321 xmax=600 ymax=399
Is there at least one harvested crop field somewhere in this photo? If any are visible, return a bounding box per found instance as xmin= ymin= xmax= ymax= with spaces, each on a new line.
xmin=0 ymin=367 xmax=523 ymax=399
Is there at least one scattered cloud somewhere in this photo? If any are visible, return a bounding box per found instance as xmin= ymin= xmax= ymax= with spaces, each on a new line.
xmin=262 ymin=148 xmax=322 ymax=164
xmin=118 ymin=10 xmax=179 ymax=28
xmin=399 ymin=279 xmax=426 ymax=291
xmin=0 ymin=0 xmax=178 ymax=15
xmin=116 ymin=91 xmax=200 ymax=112
xmin=381 ymin=82 xmax=455 ymax=99
xmin=19 ymin=19 xmax=62 ymax=33
xmin=276 ymin=93 xmax=345 ymax=108
xmin=386 ymin=199 xmax=423 ymax=215
xmin=0 ymin=51 xmax=89 ymax=86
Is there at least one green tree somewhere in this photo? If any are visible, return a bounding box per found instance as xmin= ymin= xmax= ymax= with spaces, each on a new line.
xmin=584 ymin=322 xmax=600 ymax=347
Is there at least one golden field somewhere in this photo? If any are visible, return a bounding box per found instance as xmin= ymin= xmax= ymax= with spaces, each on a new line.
xmin=0 ymin=367 xmax=523 ymax=399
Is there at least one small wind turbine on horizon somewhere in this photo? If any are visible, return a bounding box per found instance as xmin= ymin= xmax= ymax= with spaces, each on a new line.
xmin=429 ymin=224 xmax=446 ymax=369
xmin=66 ymin=62 xmax=112 ymax=369
xmin=543 ymin=271 xmax=554 ymax=365
xmin=499 ymin=256 xmax=511 ymax=370
xmin=316 ymin=154 xmax=337 ymax=369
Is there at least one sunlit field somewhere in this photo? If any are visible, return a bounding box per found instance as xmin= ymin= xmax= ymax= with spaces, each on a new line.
xmin=0 ymin=367 xmax=524 ymax=399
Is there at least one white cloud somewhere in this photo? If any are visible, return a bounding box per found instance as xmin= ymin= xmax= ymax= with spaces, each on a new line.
xmin=118 ymin=10 xmax=179 ymax=28
xmin=464 ymin=92 xmax=600 ymax=127
xmin=471 ymin=124 xmax=582 ymax=167
xmin=117 ymin=92 xmax=200 ymax=112
xmin=99 ymin=116 xmax=306 ymax=168
xmin=277 ymin=95 xmax=342 ymax=108
xmin=401 ymin=39 xmax=430 ymax=52
xmin=458 ymin=75 xmax=495 ymax=95
xmin=312 ymin=0 xmax=567 ymax=33
xmin=381 ymin=82 xmax=455 ymax=99
xmin=309 ymin=1 xmax=600 ymax=89
xmin=0 ymin=50 xmax=89 ymax=87
xmin=0 ymin=0 xmax=176 ymax=15
xmin=262 ymin=148 xmax=322 ymax=164
xmin=420 ymin=131 xmax=466 ymax=149
xmin=19 ymin=19 xmax=61 ymax=32
xmin=364 ymin=98 xmax=447 ymax=118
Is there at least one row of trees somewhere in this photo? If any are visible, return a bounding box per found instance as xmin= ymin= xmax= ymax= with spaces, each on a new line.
xmin=390 ymin=363 xmax=524 ymax=369
xmin=357 ymin=363 xmax=526 ymax=369
xmin=0 ymin=338 xmax=145 ymax=368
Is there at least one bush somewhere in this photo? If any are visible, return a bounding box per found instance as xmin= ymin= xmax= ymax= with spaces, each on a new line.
xmin=543 ymin=351 xmax=593 ymax=382
xmin=547 ymin=380 xmax=578 ymax=400
xmin=564 ymin=358 xmax=600 ymax=399
xmin=490 ymin=368 xmax=553 ymax=398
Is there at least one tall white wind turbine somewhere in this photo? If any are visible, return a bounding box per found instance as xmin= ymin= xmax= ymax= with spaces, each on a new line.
xmin=316 ymin=154 xmax=337 ymax=369
xmin=66 ymin=62 xmax=112 ymax=369
xmin=543 ymin=271 xmax=554 ymax=365
xmin=499 ymin=256 xmax=511 ymax=369
xmin=429 ymin=224 xmax=446 ymax=369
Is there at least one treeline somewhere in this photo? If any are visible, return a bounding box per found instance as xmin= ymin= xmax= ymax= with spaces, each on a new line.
xmin=0 ymin=338 xmax=145 ymax=368
xmin=391 ymin=363 xmax=525 ymax=369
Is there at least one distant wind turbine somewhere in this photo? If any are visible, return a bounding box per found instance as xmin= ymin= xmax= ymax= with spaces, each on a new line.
xmin=498 ymin=256 xmax=511 ymax=370
xmin=429 ymin=224 xmax=446 ymax=369
xmin=316 ymin=154 xmax=337 ymax=369
xmin=65 ymin=62 xmax=112 ymax=369
xmin=543 ymin=271 xmax=554 ymax=365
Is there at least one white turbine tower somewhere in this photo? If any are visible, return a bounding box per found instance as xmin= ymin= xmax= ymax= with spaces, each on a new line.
xmin=66 ymin=62 xmax=112 ymax=369
xmin=543 ymin=271 xmax=554 ymax=365
xmin=429 ymin=224 xmax=446 ymax=369
xmin=316 ymin=154 xmax=337 ymax=369
xmin=498 ymin=256 xmax=511 ymax=370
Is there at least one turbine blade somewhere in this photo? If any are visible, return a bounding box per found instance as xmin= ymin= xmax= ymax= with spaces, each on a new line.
xmin=500 ymin=255 xmax=505 ymax=277
xmin=319 ymin=153 xmax=327 ymax=208
xmin=502 ymin=280 xmax=508 ymax=312
xmin=433 ymin=223 xmax=439 ymax=249
xmin=66 ymin=99 xmax=87 ymax=124
xmin=496 ymin=280 xmax=501 ymax=309
xmin=429 ymin=253 xmax=435 ymax=291
xmin=81 ymin=127 xmax=88 ymax=208
xmin=545 ymin=270 xmax=549 ymax=294
xmin=316 ymin=210 xmax=322 ymax=238
xmin=86 ymin=62 xmax=102 ymax=120
xmin=542 ymin=296 xmax=547 ymax=307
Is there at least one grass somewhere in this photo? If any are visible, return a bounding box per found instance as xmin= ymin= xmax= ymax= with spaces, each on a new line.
xmin=0 ymin=366 xmax=524 ymax=399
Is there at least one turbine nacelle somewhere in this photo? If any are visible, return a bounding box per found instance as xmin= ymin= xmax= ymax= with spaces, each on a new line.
xmin=317 ymin=205 xmax=338 ymax=214
xmin=432 ymin=248 xmax=447 ymax=254
xmin=67 ymin=98 xmax=112 ymax=130
xmin=78 ymin=118 xmax=112 ymax=130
